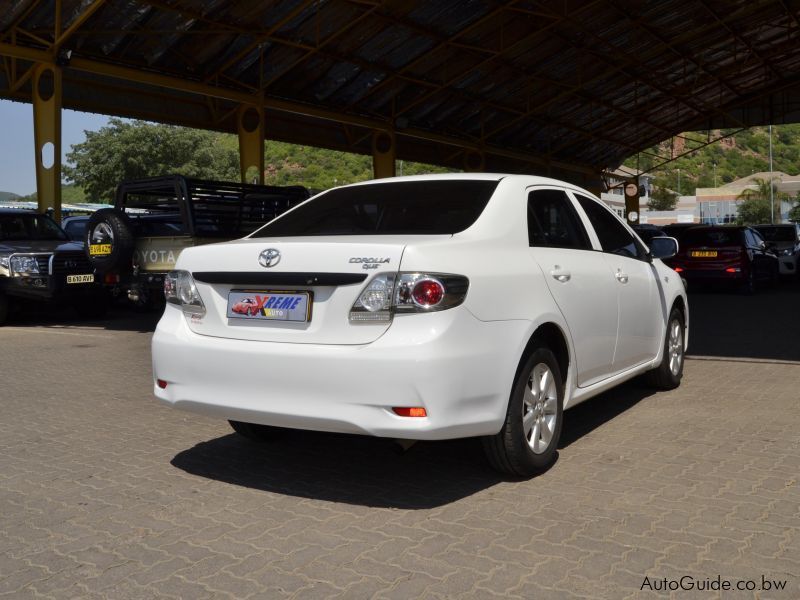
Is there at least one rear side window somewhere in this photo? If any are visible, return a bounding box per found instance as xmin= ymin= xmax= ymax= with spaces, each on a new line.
xmin=527 ymin=189 xmax=591 ymax=249
xmin=574 ymin=194 xmax=643 ymax=259
xmin=252 ymin=180 xmax=498 ymax=237
xmin=754 ymin=226 xmax=796 ymax=242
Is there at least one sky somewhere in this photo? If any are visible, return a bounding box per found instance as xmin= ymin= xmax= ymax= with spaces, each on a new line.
xmin=0 ymin=99 xmax=110 ymax=196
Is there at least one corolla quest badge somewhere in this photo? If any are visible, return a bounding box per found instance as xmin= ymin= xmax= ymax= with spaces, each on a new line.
xmin=258 ymin=248 xmax=281 ymax=268
xmin=349 ymin=257 xmax=390 ymax=270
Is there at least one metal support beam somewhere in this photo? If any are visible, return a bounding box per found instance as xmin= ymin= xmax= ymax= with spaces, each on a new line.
xmin=372 ymin=130 xmax=395 ymax=179
xmin=237 ymin=104 xmax=264 ymax=184
xmin=31 ymin=62 xmax=62 ymax=221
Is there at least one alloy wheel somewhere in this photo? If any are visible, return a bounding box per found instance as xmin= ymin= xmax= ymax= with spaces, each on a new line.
xmin=522 ymin=363 xmax=558 ymax=454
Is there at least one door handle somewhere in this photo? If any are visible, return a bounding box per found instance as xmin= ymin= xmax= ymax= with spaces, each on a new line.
xmin=550 ymin=266 xmax=571 ymax=283
xmin=615 ymin=270 xmax=629 ymax=284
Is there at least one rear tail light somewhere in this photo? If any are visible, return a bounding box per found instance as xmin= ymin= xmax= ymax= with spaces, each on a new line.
xmin=674 ymin=267 xmax=684 ymax=273
xmin=165 ymin=270 xmax=206 ymax=316
xmin=350 ymin=272 xmax=468 ymax=322
xmin=725 ymin=267 xmax=741 ymax=273
xmin=410 ymin=278 xmax=444 ymax=307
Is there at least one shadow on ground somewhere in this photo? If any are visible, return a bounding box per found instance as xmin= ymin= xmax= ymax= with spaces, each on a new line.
xmin=5 ymin=301 xmax=161 ymax=333
xmin=559 ymin=379 xmax=659 ymax=448
xmin=171 ymin=432 xmax=503 ymax=509
xmin=686 ymin=278 xmax=800 ymax=362
xmin=171 ymin=381 xmax=661 ymax=507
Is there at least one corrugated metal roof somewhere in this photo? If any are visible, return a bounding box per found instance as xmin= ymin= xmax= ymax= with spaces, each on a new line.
xmin=1 ymin=0 xmax=800 ymax=181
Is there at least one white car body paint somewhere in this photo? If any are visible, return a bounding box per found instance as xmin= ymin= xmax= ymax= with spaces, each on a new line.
xmin=152 ymin=174 xmax=688 ymax=439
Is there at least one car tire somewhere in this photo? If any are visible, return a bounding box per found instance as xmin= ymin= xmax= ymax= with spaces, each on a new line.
xmin=645 ymin=307 xmax=685 ymax=390
xmin=482 ymin=347 xmax=564 ymax=477
xmin=0 ymin=292 xmax=9 ymax=326
xmin=229 ymin=420 xmax=286 ymax=442
xmin=85 ymin=208 xmax=135 ymax=274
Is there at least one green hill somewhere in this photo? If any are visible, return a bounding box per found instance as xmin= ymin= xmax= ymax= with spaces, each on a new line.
xmin=20 ymin=184 xmax=87 ymax=203
xmin=217 ymin=135 xmax=452 ymax=191
xmin=0 ymin=191 xmax=21 ymax=202
xmin=623 ymin=124 xmax=800 ymax=198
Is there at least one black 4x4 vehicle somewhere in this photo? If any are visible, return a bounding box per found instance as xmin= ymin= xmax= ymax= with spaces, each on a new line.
xmin=85 ymin=176 xmax=310 ymax=306
xmin=0 ymin=209 xmax=105 ymax=325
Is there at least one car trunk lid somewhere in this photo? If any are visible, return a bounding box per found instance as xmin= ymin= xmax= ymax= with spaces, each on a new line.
xmin=178 ymin=236 xmax=433 ymax=344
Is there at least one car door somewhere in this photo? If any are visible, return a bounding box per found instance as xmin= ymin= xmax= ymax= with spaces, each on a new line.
xmin=527 ymin=187 xmax=618 ymax=387
xmin=572 ymin=193 xmax=663 ymax=373
xmin=747 ymin=228 xmax=771 ymax=280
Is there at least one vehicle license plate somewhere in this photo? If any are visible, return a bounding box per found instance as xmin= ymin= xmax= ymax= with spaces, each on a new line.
xmin=89 ymin=244 xmax=112 ymax=255
xmin=691 ymin=250 xmax=718 ymax=258
xmin=67 ymin=274 xmax=95 ymax=284
xmin=227 ymin=291 xmax=311 ymax=322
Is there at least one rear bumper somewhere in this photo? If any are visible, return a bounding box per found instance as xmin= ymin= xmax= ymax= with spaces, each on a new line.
xmin=677 ymin=268 xmax=746 ymax=282
xmin=0 ymin=274 xmax=101 ymax=302
xmin=152 ymin=305 xmax=527 ymax=440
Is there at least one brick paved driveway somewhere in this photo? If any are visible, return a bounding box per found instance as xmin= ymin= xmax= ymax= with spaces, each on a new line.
xmin=1 ymin=307 xmax=798 ymax=598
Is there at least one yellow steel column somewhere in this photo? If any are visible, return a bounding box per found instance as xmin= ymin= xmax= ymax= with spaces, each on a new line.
xmin=372 ymin=130 xmax=395 ymax=179
xmin=237 ymin=104 xmax=265 ymax=184
xmin=32 ymin=63 xmax=62 ymax=221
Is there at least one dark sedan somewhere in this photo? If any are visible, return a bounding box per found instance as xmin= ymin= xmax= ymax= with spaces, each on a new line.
xmin=666 ymin=225 xmax=779 ymax=294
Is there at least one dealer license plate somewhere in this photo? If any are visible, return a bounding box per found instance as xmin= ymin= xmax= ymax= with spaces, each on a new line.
xmin=67 ymin=274 xmax=95 ymax=284
xmin=227 ymin=291 xmax=311 ymax=322
xmin=691 ymin=250 xmax=718 ymax=258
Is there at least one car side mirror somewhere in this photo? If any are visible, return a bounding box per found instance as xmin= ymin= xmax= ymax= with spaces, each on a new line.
xmin=649 ymin=236 xmax=678 ymax=260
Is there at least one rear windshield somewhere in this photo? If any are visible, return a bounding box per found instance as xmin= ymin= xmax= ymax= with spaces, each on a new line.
xmin=0 ymin=213 xmax=68 ymax=241
xmin=123 ymin=192 xmax=185 ymax=236
xmin=252 ymin=180 xmax=499 ymax=237
xmin=754 ymin=226 xmax=796 ymax=242
xmin=121 ymin=183 xmax=308 ymax=237
xmin=683 ymin=229 xmax=742 ymax=247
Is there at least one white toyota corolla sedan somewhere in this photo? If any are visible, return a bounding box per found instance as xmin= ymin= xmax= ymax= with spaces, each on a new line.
xmin=152 ymin=174 xmax=688 ymax=476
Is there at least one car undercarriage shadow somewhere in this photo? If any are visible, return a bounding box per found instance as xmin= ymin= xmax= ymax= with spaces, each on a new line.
xmin=4 ymin=301 xmax=161 ymax=333
xmin=559 ymin=379 xmax=659 ymax=448
xmin=171 ymin=431 xmax=506 ymax=509
xmin=170 ymin=384 xmax=660 ymax=508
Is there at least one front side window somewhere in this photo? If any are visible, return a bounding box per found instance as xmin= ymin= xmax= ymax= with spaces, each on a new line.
xmin=574 ymin=194 xmax=643 ymax=259
xmin=527 ymin=189 xmax=591 ymax=249
xmin=252 ymin=180 xmax=498 ymax=237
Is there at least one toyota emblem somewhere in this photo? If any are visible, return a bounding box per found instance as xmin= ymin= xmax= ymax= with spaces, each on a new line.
xmin=258 ymin=248 xmax=281 ymax=268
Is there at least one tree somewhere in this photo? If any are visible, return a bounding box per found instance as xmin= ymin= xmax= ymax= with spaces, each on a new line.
xmin=788 ymin=202 xmax=800 ymax=223
xmin=736 ymin=198 xmax=771 ymax=225
xmin=64 ymin=119 xmax=239 ymax=201
xmin=647 ymin=181 xmax=679 ymax=211
xmin=736 ymin=176 xmax=780 ymax=224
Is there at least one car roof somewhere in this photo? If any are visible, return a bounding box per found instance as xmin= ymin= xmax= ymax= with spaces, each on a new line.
xmin=333 ymin=173 xmax=598 ymax=195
